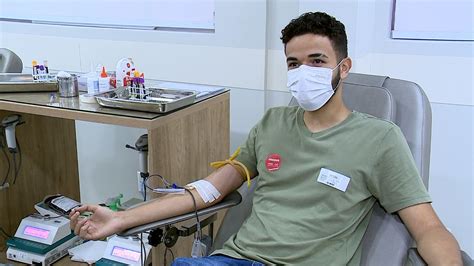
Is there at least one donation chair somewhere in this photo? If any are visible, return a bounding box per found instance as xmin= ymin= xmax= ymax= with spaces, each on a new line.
xmin=212 ymin=73 xmax=472 ymax=265
xmin=122 ymin=73 xmax=472 ymax=265
xmin=0 ymin=48 xmax=23 ymax=73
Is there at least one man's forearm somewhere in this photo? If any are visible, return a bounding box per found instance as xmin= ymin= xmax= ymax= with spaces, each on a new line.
xmin=116 ymin=190 xmax=204 ymax=231
xmin=399 ymin=203 xmax=463 ymax=266
xmin=417 ymin=226 xmax=462 ymax=266
xmin=116 ymin=164 xmax=245 ymax=232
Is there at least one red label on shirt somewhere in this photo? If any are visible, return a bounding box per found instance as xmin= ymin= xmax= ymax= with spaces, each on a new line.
xmin=265 ymin=153 xmax=281 ymax=172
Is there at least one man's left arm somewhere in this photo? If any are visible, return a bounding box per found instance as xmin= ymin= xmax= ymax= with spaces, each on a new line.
xmin=398 ymin=203 xmax=462 ymax=266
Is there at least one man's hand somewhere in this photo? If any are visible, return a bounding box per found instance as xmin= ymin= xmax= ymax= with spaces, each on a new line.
xmin=69 ymin=205 xmax=123 ymax=240
xmin=399 ymin=203 xmax=462 ymax=266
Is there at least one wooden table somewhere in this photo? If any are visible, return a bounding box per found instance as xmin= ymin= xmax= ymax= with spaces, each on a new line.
xmin=0 ymin=90 xmax=230 ymax=265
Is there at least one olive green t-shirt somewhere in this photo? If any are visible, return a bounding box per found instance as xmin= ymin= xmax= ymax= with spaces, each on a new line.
xmin=214 ymin=106 xmax=431 ymax=265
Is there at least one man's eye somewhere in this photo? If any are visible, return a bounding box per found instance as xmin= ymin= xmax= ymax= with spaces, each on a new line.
xmin=288 ymin=62 xmax=299 ymax=69
xmin=311 ymin=59 xmax=324 ymax=65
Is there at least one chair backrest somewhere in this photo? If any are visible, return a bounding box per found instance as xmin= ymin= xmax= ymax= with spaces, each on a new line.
xmin=213 ymin=73 xmax=432 ymax=266
xmin=344 ymin=73 xmax=432 ymax=266
xmin=0 ymin=48 xmax=23 ymax=73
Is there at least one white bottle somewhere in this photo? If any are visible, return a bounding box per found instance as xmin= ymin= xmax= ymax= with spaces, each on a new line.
xmin=98 ymin=66 xmax=110 ymax=92
xmin=87 ymin=75 xmax=99 ymax=94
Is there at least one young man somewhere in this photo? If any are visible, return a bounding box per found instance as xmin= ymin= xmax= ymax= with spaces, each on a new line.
xmin=71 ymin=12 xmax=462 ymax=265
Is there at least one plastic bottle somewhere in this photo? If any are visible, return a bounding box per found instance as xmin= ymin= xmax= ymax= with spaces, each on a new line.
xmin=31 ymin=60 xmax=38 ymax=80
xmin=86 ymin=63 xmax=99 ymax=94
xmin=98 ymin=66 xmax=110 ymax=92
xmin=86 ymin=74 xmax=99 ymax=94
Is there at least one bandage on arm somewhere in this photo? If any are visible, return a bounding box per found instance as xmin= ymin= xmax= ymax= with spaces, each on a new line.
xmin=186 ymin=180 xmax=221 ymax=203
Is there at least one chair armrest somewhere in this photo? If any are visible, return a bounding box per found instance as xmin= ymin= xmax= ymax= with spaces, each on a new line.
xmin=407 ymin=248 xmax=427 ymax=266
xmin=407 ymin=248 xmax=473 ymax=266
xmin=461 ymin=250 xmax=473 ymax=266
xmin=118 ymin=191 xmax=242 ymax=237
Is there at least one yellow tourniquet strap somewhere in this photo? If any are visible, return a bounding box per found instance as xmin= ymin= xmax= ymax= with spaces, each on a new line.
xmin=210 ymin=147 xmax=251 ymax=188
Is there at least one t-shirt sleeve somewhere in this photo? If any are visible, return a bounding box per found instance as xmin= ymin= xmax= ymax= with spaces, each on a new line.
xmin=367 ymin=126 xmax=431 ymax=213
xmin=235 ymin=124 xmax=259 ymax=178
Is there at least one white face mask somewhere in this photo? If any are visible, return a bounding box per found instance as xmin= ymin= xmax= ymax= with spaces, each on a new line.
xmin=287 ymin=60 xmax=344 ymax=111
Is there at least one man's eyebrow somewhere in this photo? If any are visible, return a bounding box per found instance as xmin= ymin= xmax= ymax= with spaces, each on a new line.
xmin=308 ymin=53 xmax=328 ymax=59
xmin=286 ymin=57 xmax=298 ymax=62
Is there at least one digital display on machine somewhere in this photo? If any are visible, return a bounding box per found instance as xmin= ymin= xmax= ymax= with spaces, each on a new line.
xmin=23 ymin=226 xmax=50 ymax=240
xmin=111 ymin=246 xmax=141 ymax=262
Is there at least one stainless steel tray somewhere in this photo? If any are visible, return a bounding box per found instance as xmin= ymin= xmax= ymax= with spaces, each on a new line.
xmin=95 ymin=87 xmax=197 ymax=113
xmin=0 ymin=73 xmax=58 ymax=93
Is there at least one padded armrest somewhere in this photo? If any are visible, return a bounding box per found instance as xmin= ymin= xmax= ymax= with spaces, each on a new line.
xmin=119 ymin=191 xmax=242 ymax=237
xmin=407 ymin=248 xmax=473 ymax=266
xmin=407 ymin=248 xmax=426 ymax=266
xmin=462 ymin=250 xmax=473 ymax=266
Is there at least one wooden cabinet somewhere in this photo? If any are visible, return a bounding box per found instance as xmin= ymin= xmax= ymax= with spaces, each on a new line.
xmin=0 ymin=91 xmax=230 ymax=265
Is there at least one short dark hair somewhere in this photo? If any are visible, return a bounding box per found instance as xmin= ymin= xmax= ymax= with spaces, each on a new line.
xmin=281 ymin=12 xmax=348 ymax=61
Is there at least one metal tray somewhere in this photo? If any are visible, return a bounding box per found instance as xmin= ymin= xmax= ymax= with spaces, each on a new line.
xmin=95 ymin=87 xmax=197 ymax=113
xmin=0 ymin=73 xmax=58 ymax=93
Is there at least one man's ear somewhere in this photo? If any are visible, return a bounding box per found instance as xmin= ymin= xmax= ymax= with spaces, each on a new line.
xmin=340 ymin=57 xmax=352 ymax=80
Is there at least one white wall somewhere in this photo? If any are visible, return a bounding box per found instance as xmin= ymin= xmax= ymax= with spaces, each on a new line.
xmin=1 ymin=0 xmax=472 ymax=257
xmin=0 ymin=1 xmax=267 ymax=203
xmin=0 ymin=22 xmax=3 ymax=48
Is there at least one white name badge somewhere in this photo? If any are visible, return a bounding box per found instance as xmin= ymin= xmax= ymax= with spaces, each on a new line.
xmin=317 ymin=168 xmax=351 ymax=192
